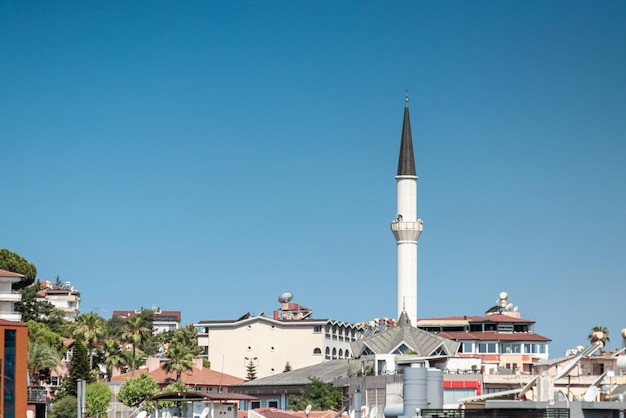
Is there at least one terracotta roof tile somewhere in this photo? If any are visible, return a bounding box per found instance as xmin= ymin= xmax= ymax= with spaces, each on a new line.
xmin=438 ymin=331 xmax=550 ymax=342
xmin=0 ymin=269 xmax=24 ymax=278
xmin=111 ymin=366 xmax=244 ymax=386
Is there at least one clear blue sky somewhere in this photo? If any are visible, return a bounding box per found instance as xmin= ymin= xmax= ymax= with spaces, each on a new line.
xmin=2 ymin=1 xmax=625 ymax=357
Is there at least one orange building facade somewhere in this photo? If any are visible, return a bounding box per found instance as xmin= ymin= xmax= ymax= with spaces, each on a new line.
xmin=0 ymin=319 xmax=28 ymax=418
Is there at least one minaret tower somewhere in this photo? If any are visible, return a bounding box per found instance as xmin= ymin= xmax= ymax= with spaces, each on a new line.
xmin=390 ymin=92 xmax=423 ymax=324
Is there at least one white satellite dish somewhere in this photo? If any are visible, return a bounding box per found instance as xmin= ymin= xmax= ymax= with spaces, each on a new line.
xmin=200 ymin=408 xmax=210 ymax=418
xmin=137 ymin=412 xmax=148 ymax=418
xmin=499 ymin=291 xmax=508 ymax=300
xmin=582 ymin=385 xmax=598 ymax=402
xmin=506 ymin=303 xmax=513 ymax=310
xmin=278 ymin=292 xmax=293 ymax=303
xmin=513 ymin=306 xmax=519 ymax=312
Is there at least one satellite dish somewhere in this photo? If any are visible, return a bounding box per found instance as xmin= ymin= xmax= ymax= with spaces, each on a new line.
xmin=582 ymin=385 xmax=598 ymax=402
xmin=200 ymin=408 xmax=210 ymax=418
xmin=499 ymin=291 xmax=508 ymax=300
xmin=506 ymin=303 xmax=513 ymax=310
xmin=278 ymin=292 xmax=293 ymax=303
xmin=137 ymin=412 xmax=148 ymax=418
xmin=513 ymin=306 xmax=519 ymax=312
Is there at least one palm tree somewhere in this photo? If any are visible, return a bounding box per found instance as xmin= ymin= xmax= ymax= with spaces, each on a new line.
xmin=28 ymin=343 xmax=61 ymax=385
xmin=100 ymin=338 xmax=125 ymax=381
xmin=73 ymin=312 xmax=105 ymax=370
xmin=121 ymin=315 xmax=151 ymax=376
xmin=161 ymin=343 xmax=194 ymax=382
xmin=588 ymin=325 xmax=610 ymax=348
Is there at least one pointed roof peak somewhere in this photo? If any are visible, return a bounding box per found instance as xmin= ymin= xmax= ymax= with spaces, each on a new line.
xmin=397 ymin=93 xmax=416 ymax=177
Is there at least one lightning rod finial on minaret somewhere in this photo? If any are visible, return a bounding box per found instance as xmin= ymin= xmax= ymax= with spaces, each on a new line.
xmin=405 ymin=90 xmax=409 ymax=107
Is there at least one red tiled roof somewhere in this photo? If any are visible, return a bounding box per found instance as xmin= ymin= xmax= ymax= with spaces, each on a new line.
xmin=438 ymin=331 xmax=550 ymax=342
xmin=0 ymin=319 xmax=28 ymax=328
xmin=418 ymin=314 xmax=533 ymax=323
xmin=0 ymin=269 xmax=24 ymax=278
xmin=111 ymin=366 xmax=244 ymax=386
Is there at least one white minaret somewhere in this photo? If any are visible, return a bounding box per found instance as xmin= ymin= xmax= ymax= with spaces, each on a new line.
xmin=390 ymin=92 xmax=423 ymax=324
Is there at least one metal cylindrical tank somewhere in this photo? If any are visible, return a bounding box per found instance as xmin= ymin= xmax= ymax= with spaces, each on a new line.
xmin=616 ymin=356 xmax=626 ymax=371
xmin=401 ymin=367 xmax=427 ymax=418
xmin=426 ymin=368 xmax=443 ymax=409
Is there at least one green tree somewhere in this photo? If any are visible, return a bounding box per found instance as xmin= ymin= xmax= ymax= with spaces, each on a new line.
xmin=50 ymin=396 xmax=77 ymax=418
xmin=86 ymin=382 xmax=112 ymax=417
xmin=283 ymin=362 xmax=292 ymax=372
xmin=65 ymin=342 xmax=94 ymax=397
xmin=161 ymin=381 xmax=192 ymax=393
xmin=589 ymin=325 xmax=610 ymax=348
xmin=121 ymin=315 xmax=152 ymax=376
xmin=118 ymin=373 xmax=159 ymax=408
xmin=74 ymin=312 xmax=106 ymax=370
xmin=160 ymin=325 xmax=203 ymax=356
xmin=0 ymin=248 xmax=37 ymax=290
xmin=288 ymin=377 xmax=342 ymax=410
xmin=28 ymin=343 xmax=61 ymax=385
xmin=27 ymin=320 xmax=66 ymax=354
xmin=99 ymin=339 xmax=125 ymax=382
xmin=246 ymin=359 xmax=257 ymax=381
xmin=161 ymin=343 xmax=194 ymax=382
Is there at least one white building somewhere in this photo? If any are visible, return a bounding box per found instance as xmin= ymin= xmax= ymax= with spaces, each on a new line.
xmin=37 ymin=280 xmax=81 ymax=321
xmin=195 ymin=296 xmax=364 ymax=379
xmin=0 ymin=269 xmax=22 ymax=322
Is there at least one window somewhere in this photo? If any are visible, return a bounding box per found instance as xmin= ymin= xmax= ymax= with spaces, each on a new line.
xmin=313 ymin=347 xmax=322 ymax=355
xmin=461 ymin=342 xmax=473 ymax=353
xmin=251 ymin=402 xmax=261 ymax=409
xmin=314 ymin=325 xmax=322 ymax=333
xmin=478 ymin=342 xmax=497 ymax=353
xmin=268 ymin=401 xmax=278 ymax=408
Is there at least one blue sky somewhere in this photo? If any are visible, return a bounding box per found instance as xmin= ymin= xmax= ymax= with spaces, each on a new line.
xmin=2 ymin=1 xmax=625 ymax=357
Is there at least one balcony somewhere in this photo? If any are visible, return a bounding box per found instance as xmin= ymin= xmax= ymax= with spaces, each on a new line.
xmin=0 ymin=292 xmax=21 ymax=302
xmin=0 ymin=311 xmax=22 ymax=322
xmin=27 ymin=387 xmax=48 ymax=403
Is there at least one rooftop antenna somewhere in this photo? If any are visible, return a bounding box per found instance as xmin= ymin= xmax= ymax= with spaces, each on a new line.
xmin=405 ymin=90 xmax=409 ymax=107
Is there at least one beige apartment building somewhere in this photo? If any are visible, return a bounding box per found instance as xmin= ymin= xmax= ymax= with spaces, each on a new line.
xmin=195 ymin=300 xmax=364 ymax=379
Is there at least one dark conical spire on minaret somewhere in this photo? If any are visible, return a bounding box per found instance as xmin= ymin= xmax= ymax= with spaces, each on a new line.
xmin=397 ymin=90 xmax=416 ymax=176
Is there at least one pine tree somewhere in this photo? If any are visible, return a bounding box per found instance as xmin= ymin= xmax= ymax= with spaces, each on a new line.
xmin=246 ymin=359 xmax=257 ymax=380
xmin=65 ymin=342 xmax=94 ymax=396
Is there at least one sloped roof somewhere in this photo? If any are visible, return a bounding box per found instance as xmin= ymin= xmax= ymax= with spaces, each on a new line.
xmin=417 ymin=314 xmax=534 ymax=324
xmin=438 ymin=331 xmax=550 ymax=342
xmin=351 ymin=311 xmax=459 ymax=357
xmin=111 ymin=366 xmax=244 ymax=386
xmin=0 ymin=268 xmax=24 ymax=282
xmin=232 ymin=360 xmax=352 ymax=388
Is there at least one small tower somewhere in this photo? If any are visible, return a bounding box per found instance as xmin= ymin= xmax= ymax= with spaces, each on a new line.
xmin=390 ymin=92 xmax=423 ymax=324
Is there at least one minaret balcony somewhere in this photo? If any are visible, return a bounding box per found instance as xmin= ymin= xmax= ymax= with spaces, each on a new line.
xmin=391 ymin=220 xmax=423 ymax=242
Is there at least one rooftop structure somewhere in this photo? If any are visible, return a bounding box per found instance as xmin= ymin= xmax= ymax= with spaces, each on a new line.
xmin=416 ymin=292 xmax=551 ymax=374
xmin=195 ymin=293 xmax=364 ymax=379
xmin=37 ymin=280 xmax=81 ymax=321
xmin=112 ymin=305 xmax=181 ymax=334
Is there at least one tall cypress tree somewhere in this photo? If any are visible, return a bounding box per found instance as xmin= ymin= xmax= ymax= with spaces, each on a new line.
xmin=66 ymin=342 xmax=94 ymax=396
